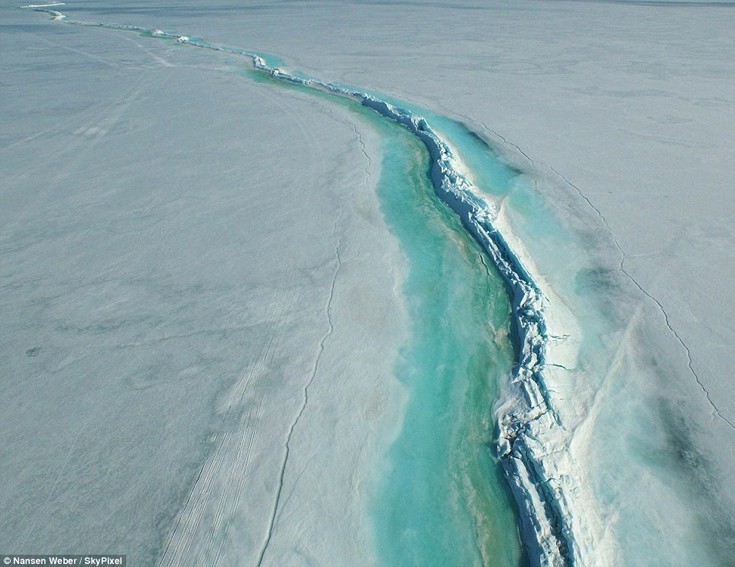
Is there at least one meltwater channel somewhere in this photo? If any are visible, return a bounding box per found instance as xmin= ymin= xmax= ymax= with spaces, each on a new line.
xmin=245 ymin=73 xmax=525 ymax=566
xmin=25 ymin=4 xmax=586 ymax=565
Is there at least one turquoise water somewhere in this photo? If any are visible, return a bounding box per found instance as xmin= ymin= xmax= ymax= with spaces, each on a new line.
xmin=248 ymin=68 xmax=526 ymax=562
xmin=248 ymin=65 xmax=525 ymax=565
xmin=22 ymin=5 xmax=735 ymax=564
xmin=368 ymin=117 xmax=523 ymax=566
xmin=183 ymin=23 xmax=735 ymax=567
xmin=38 ymin=8 xmax=534 ymax=560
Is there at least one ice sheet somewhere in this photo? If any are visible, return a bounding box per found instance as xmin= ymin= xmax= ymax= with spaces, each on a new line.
xmin=5 ymin=1 xmax=735 ymax=564
xmin=1 ymin=9 xmax=409 ymax=564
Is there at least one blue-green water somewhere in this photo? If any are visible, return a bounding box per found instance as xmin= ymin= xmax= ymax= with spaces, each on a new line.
xmin=368 ymin=119 xmax=523 ymax=566
xmin=31 ymin=8 xmax=531 ymax=560
xmin=318 ymin=59 xmax=735 ymax=567
xmin=248 ymin=65 xmax=525 ymax=566
xmin=23 ymin=6 xmax=735 ymax=565
xmin=255 ymin=70 xmax=527 ymax=562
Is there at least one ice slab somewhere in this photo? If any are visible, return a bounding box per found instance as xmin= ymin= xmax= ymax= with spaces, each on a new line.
xmin=1 ymin=9 xmax=408 ymax=564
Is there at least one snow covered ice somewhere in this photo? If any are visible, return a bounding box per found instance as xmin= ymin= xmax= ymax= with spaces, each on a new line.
xmin=2 ymin=8 xmax=409 ymax=564
xmin=3 ymin=1 xmax=735 ymax=565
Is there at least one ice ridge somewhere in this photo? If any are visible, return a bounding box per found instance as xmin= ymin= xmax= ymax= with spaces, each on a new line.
xmin=204 ymin=53 xmax=584 ymax=567
xmin=23 ymin=4 xmax=585 ymax=565
xmin=249 ymin=62 xmax=579 ymax=567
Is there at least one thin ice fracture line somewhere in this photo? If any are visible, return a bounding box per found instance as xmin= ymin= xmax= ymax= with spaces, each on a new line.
xmin=478 ymin=116 xmax=735 ymax=431
xmin=480 ymin=122 xmax=539 ymax=170
xmin=256 ymin=220 xmax=343 ymax=566
xmin=549 ymin=166 xmax=735 ymax=432
xmin=346 ymin=118 xmax=373 ymax=173
xmin=620 ymin=264 xmax=735 ymax=431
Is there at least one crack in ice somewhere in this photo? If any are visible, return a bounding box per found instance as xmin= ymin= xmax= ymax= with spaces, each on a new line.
xmin=550 ymin=167 xmax=735 ymax=432
xmin=346 ymin=117 xmax=373 ymax=178
xmin=481 ymin=122 xmax=540 ymax=172
xmin=256 ymin=219 xmax=343 ymax=567
xmin=23 ymin=5 xmax=584 ymax=564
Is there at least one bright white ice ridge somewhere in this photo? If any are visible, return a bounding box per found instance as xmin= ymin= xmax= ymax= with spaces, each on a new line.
xmin=20 ymin=4 xmax=612 ymax=565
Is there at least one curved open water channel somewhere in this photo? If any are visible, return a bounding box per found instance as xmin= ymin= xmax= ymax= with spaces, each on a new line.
xmin=17 ymin=2 xmax=735 ymax=565
xmin=18 ymin=5 xmax=573 ymax=565
xmin=22 ymin=4 xmax=597 ymax=565
xmin=249 ymin=68 xmax=526 ymax=565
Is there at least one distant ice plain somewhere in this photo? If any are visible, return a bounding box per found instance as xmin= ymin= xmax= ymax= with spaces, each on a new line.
xmin=3 ymin=0 xmax=735 ymax=565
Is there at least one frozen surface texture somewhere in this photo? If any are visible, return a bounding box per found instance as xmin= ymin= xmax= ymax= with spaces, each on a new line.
xmin=160 ymin=1 xmax=734 ymax=562
xmin=1 ymin=7 xmax=408 ymax=564
xmin=4 ymin=1 xmax=735 ymax=565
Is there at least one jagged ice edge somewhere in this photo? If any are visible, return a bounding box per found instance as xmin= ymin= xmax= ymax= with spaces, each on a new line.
xmin=21 ymin=4 xmax=587 ymax=565
xmin=255 ymin=59 xmax=581 ymax=566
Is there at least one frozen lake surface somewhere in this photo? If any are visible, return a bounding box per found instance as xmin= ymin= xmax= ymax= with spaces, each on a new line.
xmin=3 ymin=1 xmax=735 ymax=565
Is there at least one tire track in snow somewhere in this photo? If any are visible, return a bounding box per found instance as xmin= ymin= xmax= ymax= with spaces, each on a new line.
xmin=158 ymin=287 xmax=297 ymax=566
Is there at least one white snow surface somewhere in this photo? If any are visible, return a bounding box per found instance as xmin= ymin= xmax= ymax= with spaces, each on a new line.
xmin=5 ymin=1 xmax=735 ymax=565
xmin=160 ymin=1 xmax=735 ymax=562
xmin=1 ymin=8 xmax=409 ymax=565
